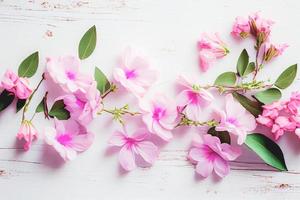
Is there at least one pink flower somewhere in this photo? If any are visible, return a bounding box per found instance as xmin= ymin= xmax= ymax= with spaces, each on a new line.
xmin=44 ymin=119 xmax=94 ymax=161
xmin=113 ymin=47 xmax=158 ymax=97
xmin=46 ymin=56 xmax=93 ymax=93
xmin=286 ymin=92 xmax=300 ymax=115
xmin=108 ymin=128 xmax=159 ymax=171
xmin=188 ymin=134 xmax=241 ymax=178
xmin=215 ymin=94 xmax=256 ymax=145
xmin=17 ymin=120 xmax=38 ymax=151
xmin=197 ymin=33 xmax=229 ymax=72
xmin=271 ymin=116 xmax=296 ymax=140
xmin=1 ymin=70 xmax=32 ymax=99
xmin=62 ymin=82 xmax=102 ymax=125
xmin=263 ymin=43 xmax=288 ymax=62
xmin=176 ymin=75 xmax=214 ymax=121
xmin=231 ymin=16 xmax=250 ymax=38
xmin=249 ymin=12 xmax=274 ymax=44
xmin=139 ymin=94 xmax=178 ymax=141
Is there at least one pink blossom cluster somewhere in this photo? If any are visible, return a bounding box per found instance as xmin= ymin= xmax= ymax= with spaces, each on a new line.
xmin=232 ymin=12 xmax=288 ymax=62
xmin=257 ymin=92 xmax=300 ymax=140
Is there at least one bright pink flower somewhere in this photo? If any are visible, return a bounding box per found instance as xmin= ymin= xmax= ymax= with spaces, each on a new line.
xmin=286 ymin=92 xmax=300 ymax=114
xmin=256 ymin=115 xmax=274 ymax=128
xmin=44 ymin=119 xmax=94 ymax=161
xmin=197 ymin=33 xmax=229 ymax=72
xmin=46 ymin=56 xmax=93 ymax=93
xmin=215 ymin=94 xmax=256 ymax=145
xmin=188 ymin=134 xmax=241 ymax=178
xmin=176 ymin=75 xmax=214 ymax=121
xmin=263 ymin=43 xmax=289 ymax=62
xmin=231 ymin=16 xmax=250 ymax=38
xmin=108 ymin=128 xmax=159 ymax=171
xmin=271 ymin=116 xmax=296 ymax=140
xmin=62 ymin=82 xmax=102 ymax=125
xmin=113 ymin=47 xmax=158 ymax=97
xmin=139 ymin=94 xmax=178 ymax=141
xmin=249 ymin=12 xmax=274 ymax=43
xmin=17 ymin=120 xmax=38 ymax=151
xmin=1 ymin=70 xmax=32 ymax=99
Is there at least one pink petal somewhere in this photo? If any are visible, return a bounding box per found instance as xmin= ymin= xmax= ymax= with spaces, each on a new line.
xmin=220 ymin=143 xmax=242 ymax=161
xmin=108 ymin=131 xmax=127 ymax=147
xmin=136 ymin=141 xmax=158 ymax=164
xmin=176 ymin=90 xmax=192 ymax=107
xmin=185 ymin=103 xmax=202 ymax=121
xmin=195 ymin=158 xmax=213 ymax=178
xmin=119 ymin=144 xmax=136 ymax=171
xmin=188 ymin=147 xmax=204 ymax=162
xmin=152 ymin=121 xmax=173 ymax=141
xmin=198 ymin=50 xmax=216 ymax=72
xmin=131 ymin=129 xmax=149 ymax=141
xmin=213 ymin=156 xmax=229 ymax=178
xmin=71 ymin=133 xmax=94 ymax=152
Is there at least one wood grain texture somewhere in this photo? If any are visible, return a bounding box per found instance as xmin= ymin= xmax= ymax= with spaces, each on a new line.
xmin=0 ymin=0 xmax=300 ymax=199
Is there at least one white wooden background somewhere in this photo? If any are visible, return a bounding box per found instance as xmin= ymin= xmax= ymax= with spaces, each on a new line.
xmin=0 ymin=0 xmax=300 ymax=199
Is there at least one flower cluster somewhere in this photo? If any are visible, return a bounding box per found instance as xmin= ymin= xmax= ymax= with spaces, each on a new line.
xmin=257 ymin=92 xmax=300 ymax=140
xmin=0 ymin=12 xmax=297 ymax=180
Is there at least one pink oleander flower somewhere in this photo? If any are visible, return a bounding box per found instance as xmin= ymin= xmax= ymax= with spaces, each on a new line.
xmin=231 ymin=16 xmax=251 ymax=39
xmin=139 ymin=94 xmax=178 ymax=141
xmin=176 ymin=75 xmax=214 ymax=121
xmin=108 ymin=128 xmax=159 ymax=171
xmin=197 ymin=33 xmax=229 ymax=72
xmin=113 ymin=47 xmax=158 ymax=97
xmin=17 ymin=120 xmax=38 ymax=151
xmin=188 ymin=134 xmax=241 ymax=178
xmin=44 ymin=119 xmax=94 ymax=161
xmin=62 ymin=82 xmax=102 ymax=125
xmin=46 ymin=56 xmax=93 ymax=93
xmin=249 ymin=12 xmax=274 ymax=44
xmin=1 ymin=70 xmax=32 ymax=99
xmin=263 ymin=43 xmax=289 ymax=62
xmin=214 ymin=94 xmax=257 ymax=145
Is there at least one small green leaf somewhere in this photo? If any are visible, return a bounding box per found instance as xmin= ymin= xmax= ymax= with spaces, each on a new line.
xmin=78 ymin=25 xmax=97 ymax=60
xmin=236 ymin=49 xmax=249 ymax=77
xmin=275 ymin=64 xmax=297 ymax=89
xmin=245 ymin=133 xmax=288 ymax=171
xmin=243 ymin=62 xmax=255 ymax=76
xmin=233 ymin=92 xmax=262 ymax=117
xmin=207 ymin=127 xmax=231 ymax=144
xmin=0 ymin=90 xmax=15 ymax=112
xmin=49 ymin=100 xmax=70 ymax=120
xmin=35 ymin=99 xmax=45 ymax=113
xmin=254 ymin=88 xmax=282 ymax=104
xmin=18 ymin=51 xmax=39 ymax=78
xmin=16 ymin=99 xmax=27 ymax=113
xmin=94 ymin=67 xmax=111 ymax=94
xmin=214 ymin=72 xmax=237 ymax=86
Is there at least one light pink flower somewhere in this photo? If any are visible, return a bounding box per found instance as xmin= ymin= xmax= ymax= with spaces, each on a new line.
xmin=263 ymin=43 xmax=289 ymax=62
xmin=139 ymin=94 xmax=178 ymax=141
xmin=231 ymin=16 xmax=250 ymax=38
xmin=1 ymin=70 xmax=32 ymax=99
xmin=215 ymin=94 xmax=257 ymax=145
xmin=46 ymin=56 xmax=93 ymax=93
xmin=113 ymin=47 xmax=158 ymax=97
xmin=249 ymin=12 xmax=274 ymax=43
xmin=44 ymin=119 xmax=94 ymax=161
xmin=62 ymin=82 xmax=102 ymax=125
xmin=176 ymin=75 xmax=214 ymax=121
xmin=188 ymin=134 xmax=241 ymax=178
xmin=17 ymin=120 xmax=38 ymax=151
xmin=108 ymin=128 xmax=159 ymax=171
xmin=197 ymin=33 xmax=229 ymax=72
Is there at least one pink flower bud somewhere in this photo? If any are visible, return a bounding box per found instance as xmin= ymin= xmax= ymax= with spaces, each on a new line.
xmin=17 ymin=120 xmax=38 ymax=151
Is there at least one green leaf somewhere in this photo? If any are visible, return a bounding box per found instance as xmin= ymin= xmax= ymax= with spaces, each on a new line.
xmin=243 ymin=62 xmax=255 ymax=76
xmin=35 ymin=99 xmax=45 ymax=113
xmin=16 ymin=99 xmax=27 ymax=113
xmin=207 ymin=127 xmax=231 ymax=144
xmin=236 ymin=49 xmax=249 ymax=77
xmin=0 ymin=90 xmax=15 ymax=112
xmin=214 ymin=72 xmax=237 ymax=86
xmin=275 ymin=64 xmax=297 ymax=89
xmin=254 ymin=88 xmax=282 ymax=104
xmin=245 ymin=133 xmax=288 ymax=171
xmin=49 ymin=100 xmax=70 ymax=120
xmin=78 ymin=25 xmax=97 ymax=60
xmin=233 ymin=92 xmax=262 ymax=117
xmin=94 ymin=67 xmax=111 ymax=94
xmin=18 ymin=51 xmax=39 ymax=78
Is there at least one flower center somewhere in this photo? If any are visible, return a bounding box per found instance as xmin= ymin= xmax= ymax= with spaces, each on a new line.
xmin=188 ymin=91 xmax=199 ymax=104
xmin=56 ymin=133 xmax=72 ymax=146
xmin=152 ymin=107 xmax=166 ymax=121
xmin=125 ymin=69 xmax=136 ymax=79
xmin=66 ymin=71 xmax=76 ymax=80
